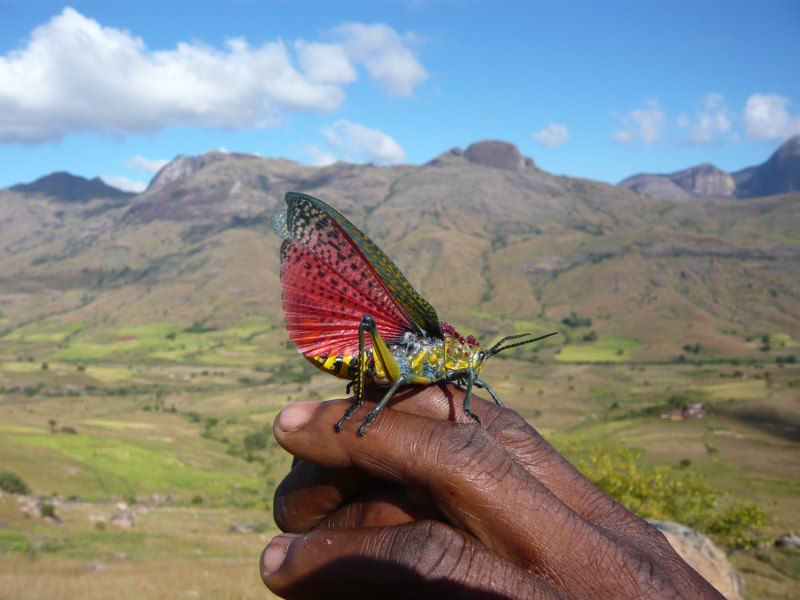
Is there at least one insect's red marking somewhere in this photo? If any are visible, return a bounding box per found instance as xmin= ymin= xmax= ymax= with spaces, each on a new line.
xmin=280 ymin=214 xmax=414 ymax=358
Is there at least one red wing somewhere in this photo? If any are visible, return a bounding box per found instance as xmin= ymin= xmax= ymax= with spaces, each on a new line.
xmin=279 ymin=234 xmax=414 ymax=358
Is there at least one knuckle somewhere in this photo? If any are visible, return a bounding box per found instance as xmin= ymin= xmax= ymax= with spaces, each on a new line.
xmin=387 ymin=521 xmax=465 ymax=579
xmin=607 ymin=545 xmax=679 ymax=598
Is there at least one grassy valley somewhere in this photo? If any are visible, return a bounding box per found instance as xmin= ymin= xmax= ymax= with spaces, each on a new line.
xmin=1 ymin=143 xmax=798 ymax=598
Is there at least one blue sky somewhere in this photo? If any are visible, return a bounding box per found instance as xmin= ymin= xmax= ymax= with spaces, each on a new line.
xmin=1 ymin=1 xmax=799 ymax=190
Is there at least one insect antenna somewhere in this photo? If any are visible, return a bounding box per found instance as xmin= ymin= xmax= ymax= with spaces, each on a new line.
xmin=488 ymin=331 xmax=558 ymax=356
xmin=488 ymin=333 xmax=536 ymax=354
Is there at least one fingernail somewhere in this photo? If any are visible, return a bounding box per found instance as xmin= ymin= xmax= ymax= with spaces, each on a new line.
xmin=261 ymin=534 xmax=297 ymax=578
xmin=278 ymin=401 xmax=317 ymax=432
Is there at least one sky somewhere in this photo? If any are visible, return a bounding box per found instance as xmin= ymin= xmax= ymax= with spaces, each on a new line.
xmin=0 ymin=1 xmax=799 ymax=191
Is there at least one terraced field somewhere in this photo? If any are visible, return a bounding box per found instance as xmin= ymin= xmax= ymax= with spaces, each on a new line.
xmin=1 ymin=317 xmax=798 ymax=598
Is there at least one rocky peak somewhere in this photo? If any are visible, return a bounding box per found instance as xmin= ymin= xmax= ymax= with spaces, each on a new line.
xmin=147 ymin=151 xmax=231 ymax=192
xmin=669 ymin=163 xmax=736 ymax=198
xmin=464 ymin=140 xmax=534 ymax=171
xmin=619 ymin=163 xmax=734 ymax=199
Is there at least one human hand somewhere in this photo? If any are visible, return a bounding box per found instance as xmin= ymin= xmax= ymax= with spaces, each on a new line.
xmin=261 ymin=384 xmax=723 ymax=599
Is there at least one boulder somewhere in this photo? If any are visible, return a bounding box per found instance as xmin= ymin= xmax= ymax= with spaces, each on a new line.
xmin=110 ymin=509 xmax=136 ymax=529
xmin=775 ymin=532 xmax=800 ymax=552
xmin=651 ymin=520 xmax=741 ymax=599
xmin=464 ymin=140 xmax=527 ymax=171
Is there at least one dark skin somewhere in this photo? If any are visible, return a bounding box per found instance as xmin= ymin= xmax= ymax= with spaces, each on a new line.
xmin=261 ymin=384 xmax=724 ymax=599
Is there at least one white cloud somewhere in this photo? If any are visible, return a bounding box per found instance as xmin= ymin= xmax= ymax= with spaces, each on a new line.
xmin=125 ymin=155 xmax=168 ymax=173
xmin=101 ymin=174 xmax=147 ymax=193
xmin=532 ymin=123 xmax=570 ymax=147
xmin=678 ymin=93 xmax=732 ymax=145
xmin=742 ymin=93 xmax=800 ymax=140
xmin=295 ymin=41 xmax=357 ymax=85
xmin=332 ymin=23 xmax=427 ymax=97
xmin=321 ymin=120 xmax=405 ymax=165
xmin=306 ymin=145 xmax=338 ymax=167
xmin=0 ymin=8 xmax=426 ymax=143
xmin=612 ymin=99 xmax=666 ymax=147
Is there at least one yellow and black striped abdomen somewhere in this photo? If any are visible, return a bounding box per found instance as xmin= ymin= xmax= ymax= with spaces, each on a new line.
xmin=305 ymin=354 xmax=357 ymax=379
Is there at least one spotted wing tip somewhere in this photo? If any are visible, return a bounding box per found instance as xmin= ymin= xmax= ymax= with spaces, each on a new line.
xmin=271 ymin=209 xmax=289 ymax=239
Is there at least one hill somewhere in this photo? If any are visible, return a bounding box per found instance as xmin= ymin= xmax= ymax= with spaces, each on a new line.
xmin=1 ymin=141 xmax=799 ymax=364
xmin=620 ymin=136 xmax=800 ymax=200
xmin=10 ymin=172 xmax=134 ymax=203
xmin=1 ymin=140 xmax=798 ymax=599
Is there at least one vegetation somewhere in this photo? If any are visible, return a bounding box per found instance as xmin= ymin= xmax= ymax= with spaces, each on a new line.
xmin=563 ymin=443 xmax=769 ymax=550
xmin=0 ymin=471 xmax=30 ymax=495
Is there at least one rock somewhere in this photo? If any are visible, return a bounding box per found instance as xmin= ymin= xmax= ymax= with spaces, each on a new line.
xmin=651 ymin=520 xmax=742 ymax=599
xmin=619 ymin=164 xmax=735 ymax=199
xmin=110 ymin=509 xmax=136 ymax=529
xmin=670 ymin=164 xmax=736 ymax=198
xmin=775 ymin=532 xmax=800 ymax=551
xmin=147 ymin=152 xmax=229 ymax=192
xmin=16 ymin=494 xmax=60 ymax=522
xmin=464 ymin=140 xmax=527 ymax=171
xmin=229 ymin=521 xmax=268 ymax=534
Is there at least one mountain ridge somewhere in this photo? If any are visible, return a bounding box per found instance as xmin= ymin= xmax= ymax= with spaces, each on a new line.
xmin=1 ymin=139 xmax=798 ymax=365
xmin=619 ymin=136 xmax=800 ymax=200
xmin=9 ymin=171 xmax=134 ymax=203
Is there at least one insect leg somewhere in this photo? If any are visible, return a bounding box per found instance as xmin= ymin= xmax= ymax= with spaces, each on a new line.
xmin=357 ymin=375 xmax=407 ymax=437
xmin=445 ymin=368 xmax=469 ymax=391
xmin=335 ymin=315 xmax=372 ymax=432
xmin=462 ymin=369 xmax=481 ymax=425
xmin=474 ymin=378 xmax=505 ymax=408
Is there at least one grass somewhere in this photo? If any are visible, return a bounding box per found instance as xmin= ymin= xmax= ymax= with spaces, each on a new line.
xmin=555 ymin=336 xmax=638 ymax=363
xmin=0 ymin=320 xmax=797 ymax=599
xmin=1 ymin=431 xmax=260 ymax=502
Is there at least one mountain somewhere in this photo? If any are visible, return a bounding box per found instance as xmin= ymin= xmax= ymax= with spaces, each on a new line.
xmin=0 ymin=140 xmax=798 ymax=364
xmin=620 ymin=136 xmax=800 ymax=200
xmin=8 ymin=171 xmax=134 ymax=202
xmin=620 ymin=164 xmax=736 ymax=200
xmin=735 ymin=135 xmax=800 ymax=197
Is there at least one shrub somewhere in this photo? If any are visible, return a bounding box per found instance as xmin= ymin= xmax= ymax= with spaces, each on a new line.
xmin=40 ymin=503 xmax=57 ymax=519
xmin=707 ymin=502 xmax=769 ymax=550
xmin=191 ymin=494 xmax=204 ymax=505
xmin=561 ymin=442 xmax=768 ymax=550
xmin=562 ymin=311 xmax=592 ymax=328
xmin=0 ymin=471 xmax=31 ymax=495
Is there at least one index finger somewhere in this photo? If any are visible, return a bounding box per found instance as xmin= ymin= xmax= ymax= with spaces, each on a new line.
xmin=273 ymin=399 xmax=628 ymax=591
xmin=387 ymin=383 xmax=649 ymax=537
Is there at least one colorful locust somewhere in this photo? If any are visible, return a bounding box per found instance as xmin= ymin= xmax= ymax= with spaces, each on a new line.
xmin=272 ymin=192 xmax=556 ymax=436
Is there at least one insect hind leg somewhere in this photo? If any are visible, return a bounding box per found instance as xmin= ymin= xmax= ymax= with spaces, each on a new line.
xmin=357 ymin=375 xmax=406 ymax=436
xmin=335 ymin=315 xmax=373 ymax=432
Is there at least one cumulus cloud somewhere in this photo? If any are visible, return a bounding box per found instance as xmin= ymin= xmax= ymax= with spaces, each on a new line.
xmin=0 ymin=8 xmax=426 ymax=143
xmin=677 ymin=93 xmax=732 ymax=145
xmin=332 ymin=23 xmax=427 ymax=97
xmin=101 ymin=174 xmax=147 ymax=193
xmin=532 ymin=123 xmax=570 ymax=147
xmin=742 ymin=93 xmax=800 ymax=140
xmin=295 ymin=41 xmax=358 ymax=85
xmin=321 ymin=120 xmax=405 ymax=165
xmin=306 ymin=145 xmax=338 ymax=167
xmin=612 ymin=99 xmax=666 ymax=146
xmin=125 ymin=155 xmax=169 ymax=173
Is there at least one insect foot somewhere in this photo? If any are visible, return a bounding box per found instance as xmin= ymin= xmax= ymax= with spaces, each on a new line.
xmin=464 ymin=409 xmax=482 ymax=426
xmin=356 ymin=410 xmax=380 ymax=436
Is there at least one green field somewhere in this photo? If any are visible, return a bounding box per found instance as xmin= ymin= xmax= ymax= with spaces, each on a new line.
xmin=1 ymin=317 xmax=798 ymax=599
